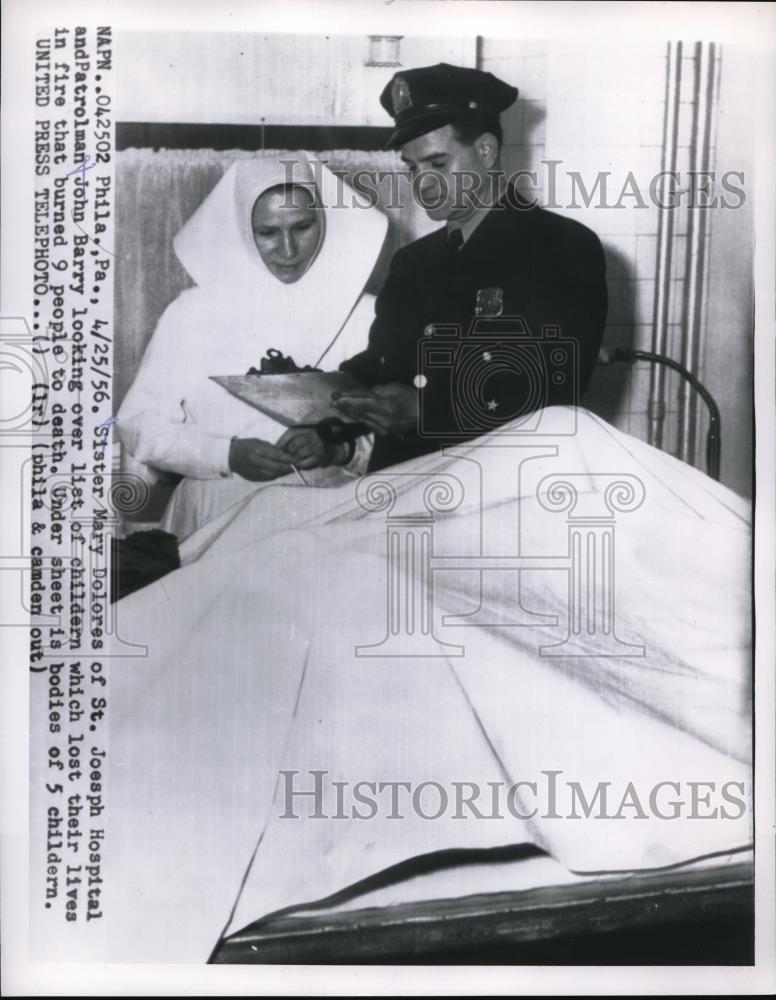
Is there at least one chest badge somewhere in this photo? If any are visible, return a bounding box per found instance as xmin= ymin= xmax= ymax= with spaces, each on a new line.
xmin=474 ymin=287 xmax=504 ymax=318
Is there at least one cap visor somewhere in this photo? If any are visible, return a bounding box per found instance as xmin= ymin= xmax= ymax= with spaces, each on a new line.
xmin=384 ymin=110 xmax=466 ymax=150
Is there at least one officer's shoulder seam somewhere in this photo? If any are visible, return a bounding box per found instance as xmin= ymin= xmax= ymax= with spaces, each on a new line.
xmin=528 ymin=205 xmax=601 ymax=244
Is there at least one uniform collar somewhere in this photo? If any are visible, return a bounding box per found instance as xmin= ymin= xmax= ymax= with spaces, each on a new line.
xmin=445 ymin=172 xmax=509 ymax=245
xmin=446 ymin=204 xmax=491 ymax=246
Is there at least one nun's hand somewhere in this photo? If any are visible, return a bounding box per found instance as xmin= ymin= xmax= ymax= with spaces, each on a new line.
xmin=228 ymin=437 xmax=294 ymax=481
xmin=275 ymin=427 xmax=344 ymax=469
xmin=332 ymin=383 xmax=418 ymax=435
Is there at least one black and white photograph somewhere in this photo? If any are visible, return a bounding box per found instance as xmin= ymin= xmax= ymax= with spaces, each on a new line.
xmin=2 ymin=0 xmax=774 ymax=995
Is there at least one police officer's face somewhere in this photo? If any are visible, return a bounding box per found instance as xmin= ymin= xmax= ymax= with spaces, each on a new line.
xmin=251 ymin=186 xmax=322 ymax=284
xmin=401 ymin=124 xmax=499 ymax=222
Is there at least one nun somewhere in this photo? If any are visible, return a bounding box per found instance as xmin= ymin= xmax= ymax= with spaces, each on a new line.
xmin=116 ymin=152 xmax=387 ymax=538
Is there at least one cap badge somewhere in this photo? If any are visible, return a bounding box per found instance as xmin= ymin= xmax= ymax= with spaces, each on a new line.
xmin=475 ymin=287 xmax=504 ymax=318
xmin=391 ymin=75 xmax=412 ymax=115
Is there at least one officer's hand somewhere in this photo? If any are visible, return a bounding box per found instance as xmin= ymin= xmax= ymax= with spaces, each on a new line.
xmin=332 ymin=383 xmax=418 ymax=435
xmin=275 ymin=427 xmax=345 ymax=470
xmin=228 ymin=437 xmax=294 ymax=481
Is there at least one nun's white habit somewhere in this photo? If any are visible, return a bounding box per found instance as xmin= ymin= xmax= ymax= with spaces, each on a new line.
xmin=117 ymin=153 xmax=388 ymax=538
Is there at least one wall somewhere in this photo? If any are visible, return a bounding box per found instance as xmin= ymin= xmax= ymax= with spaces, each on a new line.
xmin=700 ymin=45 xmax=753 ymax=497
xmin=116 ymin=32 xmax=475 ymax=126
xmin=481 ymin=37 xmax=753 ymax=496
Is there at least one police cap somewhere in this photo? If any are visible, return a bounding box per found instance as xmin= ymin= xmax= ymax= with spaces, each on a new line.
xmin=380 ymin=62 xmax=518 ymax=149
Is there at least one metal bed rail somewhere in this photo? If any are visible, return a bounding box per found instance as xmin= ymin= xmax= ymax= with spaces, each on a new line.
xmin=598 ymin=348 xmax=721 ymax=481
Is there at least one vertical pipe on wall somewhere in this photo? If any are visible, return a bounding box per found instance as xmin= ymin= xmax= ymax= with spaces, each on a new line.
xmin=678 ymin=42 xmax=718 ymax=465
xmin=648 ymin=41 xmax=683 ymax=451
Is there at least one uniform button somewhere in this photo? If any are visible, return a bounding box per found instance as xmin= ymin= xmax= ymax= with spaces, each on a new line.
xmin=413 ymin=374 xmax=428 ymax=389
xmin=423 ymin=324 xmax=434 ymax=336
xmin=380 ymin=355 xmax=386 ymax=365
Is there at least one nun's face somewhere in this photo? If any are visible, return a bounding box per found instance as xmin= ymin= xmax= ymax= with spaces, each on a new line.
xmin=251 ymin=185 xmax=322 ymax=284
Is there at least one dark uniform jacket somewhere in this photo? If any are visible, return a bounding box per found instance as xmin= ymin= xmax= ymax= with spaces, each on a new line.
xmin=340 ymin=187 xmax=608 ymax=471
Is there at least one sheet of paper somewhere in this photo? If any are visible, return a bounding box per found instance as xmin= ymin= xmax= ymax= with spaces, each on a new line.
xmin=210 ymin=371 xmax=363 ymax=426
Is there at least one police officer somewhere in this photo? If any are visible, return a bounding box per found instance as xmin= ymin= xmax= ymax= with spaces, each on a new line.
xmin=333 ymin=62 xmax=608 ymax=471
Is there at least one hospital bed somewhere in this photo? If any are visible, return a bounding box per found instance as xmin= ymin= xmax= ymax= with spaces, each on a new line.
xmin=110 ymin=307 xmax=750 ymax=964
xmin=208 ymin=359 xmax=751 ymax=966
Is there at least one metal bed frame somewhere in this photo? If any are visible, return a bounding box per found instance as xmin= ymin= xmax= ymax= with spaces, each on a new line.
xmin=212 ymin=858 xmax=753 ymax=964
xmin=598 ymin=348 xmax=722 ymax=481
